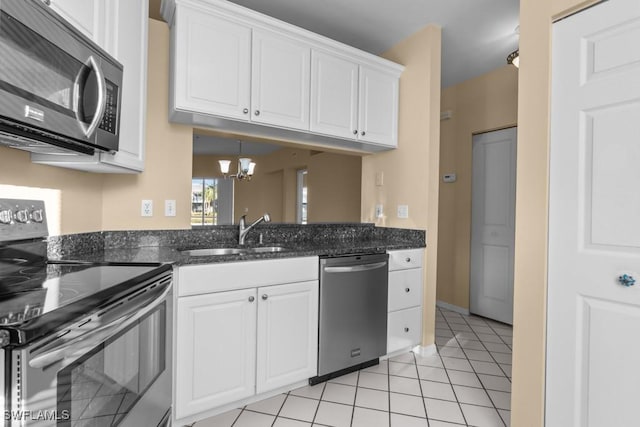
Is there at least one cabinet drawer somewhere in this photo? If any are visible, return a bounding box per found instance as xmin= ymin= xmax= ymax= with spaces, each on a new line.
xmin=387 ymin=306 xmax=422 ymax=354
xmin=388 ymin=249 xmax=424 ymax=271
xmin=388 ymin=269 xmax=423 ymax=311
xmin=177 ymin=256 xmax=319 ymax=296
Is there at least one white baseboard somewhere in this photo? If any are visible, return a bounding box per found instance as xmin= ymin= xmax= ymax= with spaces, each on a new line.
xmin=436 ymin=300 xmax=470 ymax=316
xmin=412 ymin=344 xmax=437 ymax=357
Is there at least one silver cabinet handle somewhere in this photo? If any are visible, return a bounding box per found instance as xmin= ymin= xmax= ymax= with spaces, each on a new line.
xmin=405 ymin=288 xmax=410 ymax=293
xmin=353 ymin=130 xmax=358 ymax=135
xmin=243 ymin=108 xmax=249 ymax=114
xmin=405 ymin=257 xmax=411 ymax=263
xmin=619 ymin=274 xmax=636 ymax=287
xmin=248 ymin=296 xmax=255 ymax=302
xmin=255 ymin=110 xmax=261 ymax=116
xmin=361 ymin=131 xmax=366 ymax=136
xmin=262 ymin=294 xmax=268 ymax=300
xmin=404 ymin=327 xmax=410 ymax=333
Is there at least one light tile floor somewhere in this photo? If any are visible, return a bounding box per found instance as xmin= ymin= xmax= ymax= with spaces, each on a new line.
xmin=193 ymin=307 xmax=512 ymax=427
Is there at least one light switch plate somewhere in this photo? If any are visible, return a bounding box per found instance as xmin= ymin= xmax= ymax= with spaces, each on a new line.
xmin=375 ymin=204 xmax=383 ymax=218
xmin=164 ymin=200 xmax=176 ymax=217
xmin=397 ymin=204 xmax=409 ymax=219
xmin=375 ymin=172 xmax=384 ymax=186
xmin=141 ymin=200 xmax=153 ymax=217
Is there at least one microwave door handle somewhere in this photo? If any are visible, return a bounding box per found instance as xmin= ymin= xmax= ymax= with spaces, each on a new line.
xmin=28 ymin=281 xmax=171 ymax=370
xmin=75 ymin=55 xmax=107 ymax=138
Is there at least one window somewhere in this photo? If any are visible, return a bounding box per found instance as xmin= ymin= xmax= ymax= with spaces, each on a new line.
xmin=191 ymin=178 xmax=234 ymax=226
xmin=297 ymin=169 xmax=308 ymax=224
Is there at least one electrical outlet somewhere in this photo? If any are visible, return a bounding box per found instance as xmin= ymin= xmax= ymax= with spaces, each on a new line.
xmin=165 ymin=200 xmax=176 ymax=217
xmin=397 ymin=204 xmax=409 ymax=219
xmin=141 ymin=200 xmax=153 ymax=217
xmin=375 ymin=204 xmax=384 ymax=218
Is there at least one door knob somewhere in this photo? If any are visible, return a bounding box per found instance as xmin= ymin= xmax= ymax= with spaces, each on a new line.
xmin=618 ymin=274 xmax=636 ymax=287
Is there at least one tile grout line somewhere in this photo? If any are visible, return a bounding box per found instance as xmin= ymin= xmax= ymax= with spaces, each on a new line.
xmin=269 ymin=391 xmax=293 ymax=427
xmin=387 ymin=359 xmax=392 ymax=427
xmin=349 ymin=370 xmax=360 ymax=427
xmin=309 ymin=381 xmax=327 ymax=425
xmin=229 ymin=407 xmax=245 ymax=427
xmin=413 ymin=350 xmax=431 ymax=423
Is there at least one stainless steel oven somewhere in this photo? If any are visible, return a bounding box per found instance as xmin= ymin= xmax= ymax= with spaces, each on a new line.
xmin=0 ymin=0 xmax=123 ymax=156
xmin=4 ymin=274 xmax=172 ymax=427
xmin=0 ymin=199 xmax=173 ymax=427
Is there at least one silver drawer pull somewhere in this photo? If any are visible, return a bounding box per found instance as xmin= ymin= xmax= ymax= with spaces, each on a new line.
xmin=405 ymin=288 xmax=410 ymax=293
xmin=262 ymin=294 xmax=268 ymax=300
xmin=248 ymin=296 xmax=255 ymax=302
xmin=405 ymin=257 xmax=411 ymax=263
xmin=404 ymin=327 xmax=410 ymax=333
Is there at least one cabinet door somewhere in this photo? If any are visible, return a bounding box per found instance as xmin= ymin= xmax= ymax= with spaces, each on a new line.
xmin=175 ymin=289 xmax=257 ymax=419
xmin=256 ymin=281 xmax=318 ymax=394
xmin=98 ymin=0 xmax=148 ymax=172
xmin=387 ymin=306 xmax=422 ymax=354
xmin=251 ymin=30 xmax=311 ymax=131
xmin=310 ymin=51 xmax=358 ymax=139
xmin=358 ymin=66 xmax=399 ymax=147
xmin=174 ymin=6 xmax=251 ymax=120
xmin=48 ymin=0 xmax=104 ymax=44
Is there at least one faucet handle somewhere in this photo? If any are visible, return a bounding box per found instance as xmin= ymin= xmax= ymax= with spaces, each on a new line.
xmin=263 ymin=213 xmax=271 ymax=223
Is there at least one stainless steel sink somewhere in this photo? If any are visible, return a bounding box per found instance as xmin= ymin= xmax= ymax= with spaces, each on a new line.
xmin=181 ymin=246 xmax=288 ymax=256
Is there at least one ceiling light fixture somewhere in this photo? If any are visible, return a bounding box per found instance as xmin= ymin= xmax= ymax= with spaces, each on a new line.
xmin=218 ymin=141 xmax=256 ymax=181
xmin=507 ymin=49 xmax=519 ymax=68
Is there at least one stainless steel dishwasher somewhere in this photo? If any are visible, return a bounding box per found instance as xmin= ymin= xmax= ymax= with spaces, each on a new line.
xmin=312 ymin=253 xmax=389 ymax=384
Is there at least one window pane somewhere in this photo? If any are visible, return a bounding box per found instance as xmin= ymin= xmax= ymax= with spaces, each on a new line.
xmin=204 ymin=179 xmax=216 ymax=225
xmin=191 ymin=179 xmax=204 ymax=226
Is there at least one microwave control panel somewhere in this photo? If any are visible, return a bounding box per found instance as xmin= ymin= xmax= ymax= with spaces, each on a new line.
xmin=99 ymin=80 xmax=119 ymax=135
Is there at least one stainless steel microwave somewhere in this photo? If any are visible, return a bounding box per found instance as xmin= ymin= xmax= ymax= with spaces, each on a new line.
xmin=0 ymin=0 xmax=123 ymax=156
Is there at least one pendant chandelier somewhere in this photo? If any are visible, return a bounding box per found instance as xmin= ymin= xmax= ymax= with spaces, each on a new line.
xmin=218 ymin=141 xmax=256 ymax=181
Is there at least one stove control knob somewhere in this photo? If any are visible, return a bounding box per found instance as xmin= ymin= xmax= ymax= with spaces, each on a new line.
xmin=15 ymin=209 xmax=29 ymax=223
xmin=31 ymin=209 xmax=44 ymax=223
xmin=0 ymin=210 xmax=12 ymax=224
xmin=0 ymin=330 xmax=10 ymax=348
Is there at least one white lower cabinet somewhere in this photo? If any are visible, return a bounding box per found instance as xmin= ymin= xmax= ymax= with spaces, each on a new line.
xmin=386 ymin=249 xmax=425 ymax=354
xmin=256 ymin=281 xmax=318 ymax=393
xmin=175 ymin=288 xmax=257 ymax=418
xmin=174 ymin=257 xmax=319 ymax=423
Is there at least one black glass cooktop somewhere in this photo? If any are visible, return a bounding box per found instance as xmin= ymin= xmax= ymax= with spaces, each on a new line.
xmin=0 ymin=240 xmax=171 ymax=347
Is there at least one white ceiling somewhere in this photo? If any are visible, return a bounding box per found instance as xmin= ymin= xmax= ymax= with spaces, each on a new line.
xmin=224 ymin=0 xmax=520 ymax=88
xmin=193 ymin=134 xmax=283 ymax=156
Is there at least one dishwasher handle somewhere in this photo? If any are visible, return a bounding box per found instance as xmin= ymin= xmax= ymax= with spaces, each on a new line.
xmin=323 ymin=261 xmax=388 ymax=273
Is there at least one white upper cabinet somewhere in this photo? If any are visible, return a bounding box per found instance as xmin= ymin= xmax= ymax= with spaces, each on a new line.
xmin=359 ymin=66 xmax=399 ymax=147
xmin=48 ymin=0 xmax=104 ymax=43
xmin=162 ymin=0 xmax=403 ymax=153
xmin=251 ymin=30 xmax=311 ymax=131
xmin=33 ymin=0 xmax=149 ymax=173
xmin=310 ymin=51 xmax=359 ymax=140
xmin=310 ymin=51 xmax=399 ymax=147
xmin=174 ymin=5 xmax=251 ymax=120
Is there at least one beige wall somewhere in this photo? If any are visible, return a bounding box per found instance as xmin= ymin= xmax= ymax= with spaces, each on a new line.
xmin=511 ymin=0 xmax=600 ymax=426
xmin=194 ymin=147 xmax=362 ymax=223
xmin=437 ymin=66 xmax=518 ymax=309
xmin=361 ymin=25 xmax=441 ymax=346
xmin=0 ymin=148 xmax=104 ymax=234
xmin=102 ymin=19 xmax=193 ymax=230
xmin=0 ymin=19 xmax=193 ymax=235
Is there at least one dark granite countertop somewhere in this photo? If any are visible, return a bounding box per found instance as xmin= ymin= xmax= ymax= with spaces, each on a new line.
xmin=47 ymin=223 xmax=425 ymax=266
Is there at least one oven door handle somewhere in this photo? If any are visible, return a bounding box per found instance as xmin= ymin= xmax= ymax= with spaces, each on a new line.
xmin=29 ymin=281 xmax=171 ymax=370
xmin=74 ymin=55 xmax=107 ymax=138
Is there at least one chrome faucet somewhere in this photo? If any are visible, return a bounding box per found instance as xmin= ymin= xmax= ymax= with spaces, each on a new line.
xmin=238 ymin=213 xmax=270 ymax=245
